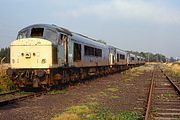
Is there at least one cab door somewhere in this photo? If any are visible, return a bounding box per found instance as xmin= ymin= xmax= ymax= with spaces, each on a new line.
xmin=57 ymin=33 xmax=69 ymax=67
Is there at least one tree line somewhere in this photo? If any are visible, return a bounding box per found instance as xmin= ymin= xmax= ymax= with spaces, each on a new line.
xmin=139 ymin=52 xmax=166 ymax=62
xmin=0 ymin=47 xmax=10 ymax=63
xmin=127 ymin=51 xmax=167 ymax=62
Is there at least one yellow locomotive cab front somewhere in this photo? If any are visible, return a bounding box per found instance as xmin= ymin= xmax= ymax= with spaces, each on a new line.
xmin=10 ymin=38 xmax=53 ymax=69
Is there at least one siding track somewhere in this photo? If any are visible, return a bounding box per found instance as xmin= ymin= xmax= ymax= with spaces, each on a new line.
xmin=145 ymin=66 xmax=180 ymax=120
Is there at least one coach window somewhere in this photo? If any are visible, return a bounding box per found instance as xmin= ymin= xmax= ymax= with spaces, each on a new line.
xmin=95 ymin=48 xmax=102 ymax=57
xmin=85 ymin=45 xmax=97 ymax=56
xmin=117 ymin=54 xmax=120 ymax=62
xmin=74 ymin=43 xmax=81 ymax=61
xmin=131 ymin=57 xmax=134 ymax=61
xmin=120 ymin=54 xmax=125 ymax=60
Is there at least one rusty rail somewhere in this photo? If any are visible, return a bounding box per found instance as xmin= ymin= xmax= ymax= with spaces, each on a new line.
xmin=144 ymin=71 xmax=155 ymax=120
xmin=0 ymin=91 xmax=46 ymax=107
xmin=0 ymin=90 xmax=19 ymax=96
xmin=145 ymin=67 xmax=180 ymax=120
xmin=160 ymin=69 xmax=180 ymax=95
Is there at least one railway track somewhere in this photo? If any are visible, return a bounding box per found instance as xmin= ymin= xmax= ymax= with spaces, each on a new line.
xmin=0 ymin=90 xmax=19 ymax=96
xmin=0 ymin=91 xmax=46 ymax=107
xmin=145 ymin=66 xmax=180 ymax=120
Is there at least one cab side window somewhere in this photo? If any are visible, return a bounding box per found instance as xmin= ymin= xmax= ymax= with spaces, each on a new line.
xmin=73 ymin=43 xmax=81 ymax=61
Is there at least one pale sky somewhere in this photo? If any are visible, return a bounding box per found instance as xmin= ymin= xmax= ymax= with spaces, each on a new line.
xmin=0 ymin=0 xmax=180 ymax=58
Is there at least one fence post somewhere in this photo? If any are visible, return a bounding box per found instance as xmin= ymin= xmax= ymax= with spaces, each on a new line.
xmin=0 ymin=57 xmax=6 ymax=76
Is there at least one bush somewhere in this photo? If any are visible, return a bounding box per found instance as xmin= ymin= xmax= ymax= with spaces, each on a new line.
xmin=0 ymin=75 xmax=15 ymax=93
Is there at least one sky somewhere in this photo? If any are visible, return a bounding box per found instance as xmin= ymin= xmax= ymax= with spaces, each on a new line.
xmin=0 ymin=0 xmax=180 ymax=58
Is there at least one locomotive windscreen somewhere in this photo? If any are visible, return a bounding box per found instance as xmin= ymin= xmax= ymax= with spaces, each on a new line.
xmin=31 ymin=28 xmax=44 ymax=38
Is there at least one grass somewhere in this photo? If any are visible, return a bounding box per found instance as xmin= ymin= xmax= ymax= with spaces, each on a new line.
xmin=163 ymin=63 xmax=180 ymax=77
xmin=48 ymin=90 xmax=67 ymax=95
xmin=16 ymin=91 xmax=33 ymax=95
xmin=107 ymin=87 xmax=119 ymax=92
xmin=51 ymin=103 xmax=143 ymax=120
xmin=155 ymin=93 xmax=173 ymax=100
xmin=99 ymin=92 xmax=107 ymax=97
xmin=52 ymin=113 xmax=80 ymax=120
xmin=111 ymin=95 xmax=120 ymax=99
xmin=162 ymin=93 xmax=173 ymax=98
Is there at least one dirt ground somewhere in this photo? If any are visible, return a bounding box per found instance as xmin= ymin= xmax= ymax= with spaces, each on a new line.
xmin=0 ymin=65 xmax=153 ymax=120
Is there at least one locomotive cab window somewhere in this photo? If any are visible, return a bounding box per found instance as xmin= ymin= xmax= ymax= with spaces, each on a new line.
xmin=17 ymin=30 xmax=29 ymax=39
xmin=31 ymin=28 xmax=44 ymax=38
xmin=44 ymin=29 xmax=57 ymax=42
xmin=73 ymin=43 xmax=81 ymax=61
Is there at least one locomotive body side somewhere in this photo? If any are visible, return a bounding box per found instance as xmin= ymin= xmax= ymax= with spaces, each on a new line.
xmin=70 ymin=33 xmax=109 ymax=68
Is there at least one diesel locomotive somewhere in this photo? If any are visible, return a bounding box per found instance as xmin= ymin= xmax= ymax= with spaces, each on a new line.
xmin=7 ymin=24 xmax=145 ymax=89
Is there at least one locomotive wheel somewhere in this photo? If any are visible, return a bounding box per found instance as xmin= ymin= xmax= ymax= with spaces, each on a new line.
xmin=42 ymin=85 xmax=51 ymax=91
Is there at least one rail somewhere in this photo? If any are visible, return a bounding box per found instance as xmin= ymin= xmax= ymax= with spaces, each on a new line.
xmin=145 ymin=67 xmax=180 ymax=120
xmin=161 ymin=69 xmax=180 ymax=95
xmin=0 ymin=91 xmax=46 ymax=107
xmin=144 ymin=70 xmax=155 ymax=120
xmin=0 ymin=90 xmax=19 ymax=96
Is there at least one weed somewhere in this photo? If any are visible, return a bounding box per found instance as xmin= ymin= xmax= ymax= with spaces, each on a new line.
xmin=162 ymin=93 xmax=173 ymax=97
xmin=51 ymin=113 xmax=80 ymax=120
xmin=99 ymin=92 xmax=107 ymax=97
xmin=111 ymin=95 xmax=120 ymax=99
xmin=66 ymin=105 xmax=91 ymax=115
xmin=115 ymin=111 xmax=143 ymax=120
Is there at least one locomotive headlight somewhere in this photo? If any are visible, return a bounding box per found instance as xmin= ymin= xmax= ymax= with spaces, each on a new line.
xmin=41 ymin=59 xmax=47 ymax=64
xmin=12 ymin=59 xmax=15 ymax=64
xmin=37 ymin=52 xmax=40 ymax=57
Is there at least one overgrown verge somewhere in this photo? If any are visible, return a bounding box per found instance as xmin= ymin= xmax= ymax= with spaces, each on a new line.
xmin=51 ymin=103 xmax=143 ymax=120
xmin=0 ymin=75 xmax=15 ymax=93
xmin=163 ymin=63 xmax=180 ymax=77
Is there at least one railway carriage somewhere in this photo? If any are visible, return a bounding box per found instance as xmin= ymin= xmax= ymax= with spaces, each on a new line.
xmin=116 ymin=48 xmax=127 ymax=66
xmin=127 ymin=53 xmax=137 ymax=66
xmin=7 ymin=24 xmax=145 ymax=89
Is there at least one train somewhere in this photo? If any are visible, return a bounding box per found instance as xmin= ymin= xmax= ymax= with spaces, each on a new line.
xmin=7 ymin=24 xmax=145 ymax=89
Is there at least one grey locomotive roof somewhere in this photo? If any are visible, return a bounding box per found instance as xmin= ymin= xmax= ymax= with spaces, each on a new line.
xmin=18 ymin=24 xmax=72 ymax=35
xmin=71 ymin=32 xmax=107 ymax=48
xmin=19 ymin=24 xmax=107 ymax=47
